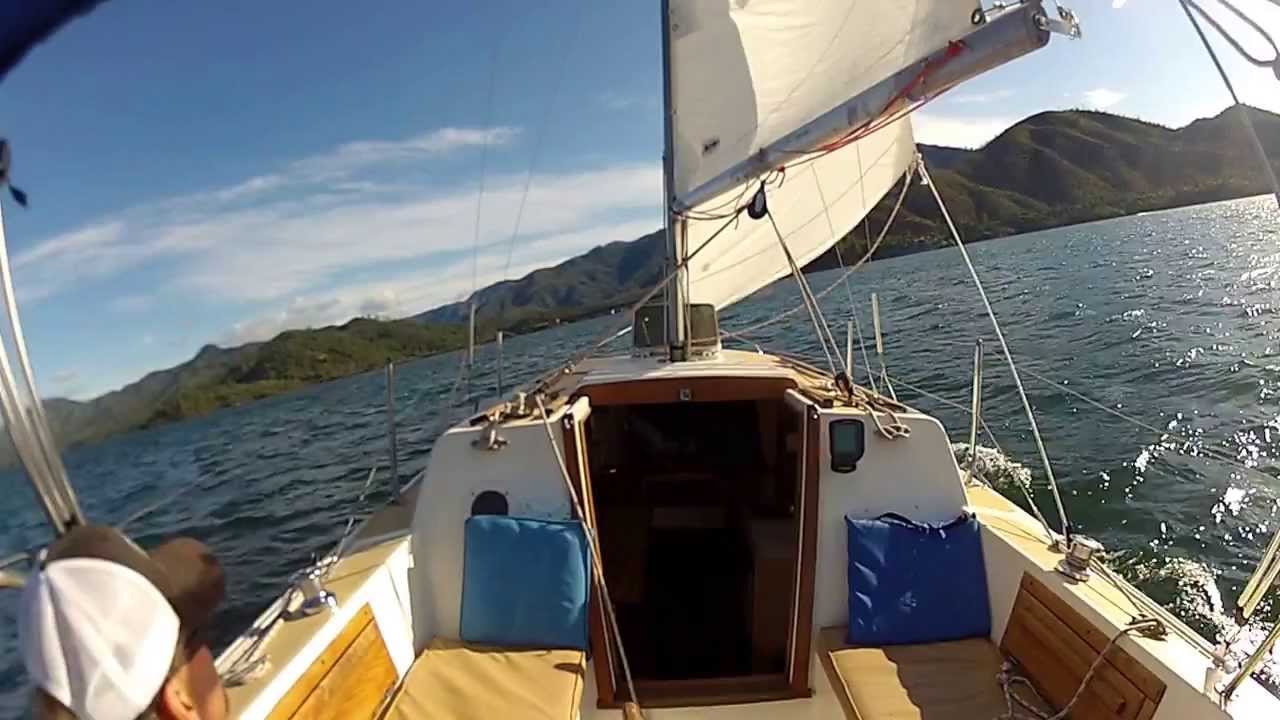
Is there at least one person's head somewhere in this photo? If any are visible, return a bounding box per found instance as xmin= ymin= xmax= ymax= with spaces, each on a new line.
xmin=19 ymin=525 xmax=228 ymax=720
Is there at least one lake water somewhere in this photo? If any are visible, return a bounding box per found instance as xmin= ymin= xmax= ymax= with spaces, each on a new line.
xmin=5 ymin=196 xmax=1280 ymax=715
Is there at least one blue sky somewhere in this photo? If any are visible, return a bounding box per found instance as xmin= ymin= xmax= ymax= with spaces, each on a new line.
xmin=1 ymin=0 xmax=1279 ymax=400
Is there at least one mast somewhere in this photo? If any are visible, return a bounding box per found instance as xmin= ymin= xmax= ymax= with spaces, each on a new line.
xmin=659 ymin=0 xmax=688 ymax=360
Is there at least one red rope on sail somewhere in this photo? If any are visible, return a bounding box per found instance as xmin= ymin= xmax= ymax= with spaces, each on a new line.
xmin=811 ymin=39 xmax=968 ymax=156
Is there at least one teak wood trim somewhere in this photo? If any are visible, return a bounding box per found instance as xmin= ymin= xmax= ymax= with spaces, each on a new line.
xmin=1000 ymin=574 xmax=1166 ymax=719
xmin=788 ymin=404 xmax=821 ymax=696
xmin=586 ymin=385 xmax=818 ymax=708
xmin=596 ymin=674 xmax=800 ymax=710
xmin=629 ymin=675 xmax=795 ymax=708
xmin=562 ymin=414 xmax=619 ymax=706
xmin=1020 ymin=574 xmax=1166 ymax=702
xmin=575 ymin=376 xmax=797 ymax=407
xmin=268 ymin=605 xmax=396 ymax=720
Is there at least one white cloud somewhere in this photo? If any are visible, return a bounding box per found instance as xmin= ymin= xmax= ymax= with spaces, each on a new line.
xmin=1113 ymin=0 xmax=1128 ymax=8
xmin=221 ymin=217 xmax=659 ymax=345
xmin=598 ymin=92 xmax=653 ymax=111
xmin=16 ymin=123 xmax=663 ymax=349
xmin=292 ymin=126 xmax=520 ymax=180
xmin=51 ymin=370 xmax=79 ymax=386
xmin=109 ymin=294 xmax=153 ymax=313
xmin=1081 ymin=88 xmax=1126 ymax=110
xmin=948 ymin=89 xmax=1014 ymax=105
xmin=46 ymin=369 xmax=85 ymax=399
xmin=912 ymin=113 xmax=1014 ymax=149
xmin=158 ymin=162 xmax=659 ymax=303
xmin=16 ymin=125 xmax=659 ymax=301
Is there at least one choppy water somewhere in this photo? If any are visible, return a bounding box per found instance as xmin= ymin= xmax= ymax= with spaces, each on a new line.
xmin=5 ymin=196 xmax=1280 ymax=715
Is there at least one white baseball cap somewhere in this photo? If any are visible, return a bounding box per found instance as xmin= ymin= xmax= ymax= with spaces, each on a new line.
xmin=19 ymin=526 xmax=225 ymax=720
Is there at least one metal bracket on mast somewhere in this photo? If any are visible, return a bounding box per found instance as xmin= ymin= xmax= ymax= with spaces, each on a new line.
xmin=1035 ymin=4 xmax=1082 ymax=39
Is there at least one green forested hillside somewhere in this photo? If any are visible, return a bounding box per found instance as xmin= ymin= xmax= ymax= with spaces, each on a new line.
xmin=37 ymin=319 xmax=466 ymax=456
xmin=817 ymin=106 xmax=1280 ymax=264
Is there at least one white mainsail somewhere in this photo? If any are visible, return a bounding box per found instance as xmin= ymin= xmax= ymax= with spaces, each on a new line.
xmin=665 ymin=0 xmax=1047 ymax=312
xmin=669 ymin=0 xmax=978 ymax=199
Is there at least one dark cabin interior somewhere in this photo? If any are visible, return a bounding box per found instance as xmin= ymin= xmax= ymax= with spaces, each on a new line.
xmin=585 ymin=398 xmax=802 ymax=682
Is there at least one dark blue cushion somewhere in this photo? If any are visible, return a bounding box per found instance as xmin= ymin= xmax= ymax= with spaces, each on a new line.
xmin=460 ymin=515 xmax=591 ymax=650
xmin=846 ymin=512 xmax=991 ymax=646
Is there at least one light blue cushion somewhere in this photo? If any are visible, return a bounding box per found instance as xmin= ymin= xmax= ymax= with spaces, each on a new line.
xmin=846 ymin=512 xmax=991 ymax=646
xmin=460 ymin=515 xmax=591 ymax=650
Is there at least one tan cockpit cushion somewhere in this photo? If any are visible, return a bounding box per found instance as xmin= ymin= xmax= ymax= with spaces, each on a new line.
xmin=383 ymin=637 xmax=586 ymax=720
xmin=820 ymin=627 xmax=1048 ymax=720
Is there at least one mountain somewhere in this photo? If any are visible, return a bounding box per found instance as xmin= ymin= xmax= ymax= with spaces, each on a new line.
xmin=815 ymin=105 xmax=1280 ymax=263
xmin=418 ymin=229 xmax=665 ymax=326
xmin=27 ymin=320 xmax=465 ymax=461
xmin=21 ymin=105 xmax=1280 ymax=462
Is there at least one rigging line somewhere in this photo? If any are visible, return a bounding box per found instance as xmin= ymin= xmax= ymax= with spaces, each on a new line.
xmin=529 ymin=209 xmax=745 ymax=394
xmin=534 ymin=396 xmax=643 ymax=715
xmin=810 ymin=167 xmax=859 ymax=379
xmin=765 ymin=207 xmax=840 ymax=376
xmin=1179 ymin=0 xmax=1280 ymax=209
xmin=470 ymin=14 xmax=512 ymax=298
xmin=1013 ymin=361 xmax=1280 ymax=489
xmin=727 ymin=162 xmax=914 ymax=337
xmin=922 ymin=335 xmax=1280 ymax=487
xmin=500 ymin=0 xmax=588 ymax=283
xmin=1183 ymin=0 xmax=1280 ymax=68
xmin=834 ymin=242 xmax=878 ymax=391
xmin=0 ymin=204 xmax=77 ymax=531
xmin=884 ymin=371 xmax=1060 ymax=537
xmin=916 ymin=154 xmax=1072 ymax=543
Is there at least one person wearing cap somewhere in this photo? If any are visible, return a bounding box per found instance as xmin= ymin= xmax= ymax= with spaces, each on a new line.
xmin=19 ymin=525 xmax=229 ymax=720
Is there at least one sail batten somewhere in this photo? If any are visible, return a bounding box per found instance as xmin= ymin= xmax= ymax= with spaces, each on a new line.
xmin=667 ymin=0 xmax=1056 ymax=312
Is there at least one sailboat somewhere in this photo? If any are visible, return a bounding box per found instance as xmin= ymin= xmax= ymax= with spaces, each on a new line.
xmin=5 ymin=1 xmax=1280 ymax=719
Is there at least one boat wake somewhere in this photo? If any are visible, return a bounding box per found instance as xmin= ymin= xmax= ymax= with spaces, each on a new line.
xmin=952 ymin=443 xmax=1033 ymax=492
xmin=1112 ymin=553 xmax=1277 ymax=692
xmin=953 ymin=443 xmax=1278 ymax=692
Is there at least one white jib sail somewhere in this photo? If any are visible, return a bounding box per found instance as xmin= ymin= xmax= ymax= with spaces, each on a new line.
xmin=668 ymin=0 xmax=981 ymax=310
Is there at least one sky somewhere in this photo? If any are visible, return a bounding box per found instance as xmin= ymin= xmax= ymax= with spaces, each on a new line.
xmin=2 ymin=0 xmax=1280 ymax=400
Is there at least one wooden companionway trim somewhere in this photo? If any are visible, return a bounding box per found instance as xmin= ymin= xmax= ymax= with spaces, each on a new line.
xmin=576 ymin=377 xmax=821 ymax=708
